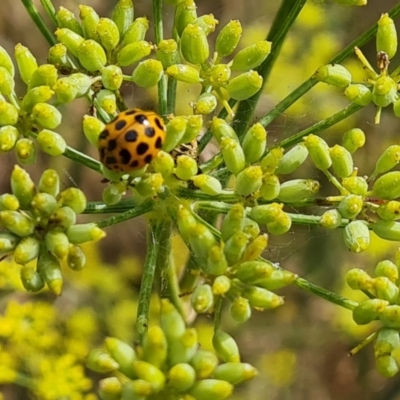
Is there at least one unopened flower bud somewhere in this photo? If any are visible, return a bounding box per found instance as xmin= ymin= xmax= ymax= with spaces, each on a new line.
xmin=303 ymin=134 xmax=332 ymax=170
xmin=117 ymin=40 xmax=152 ymax=67
xmin=344 ymin=84 xmax=372 ymax=106
xmin=132 ymin=59 xmax=163 ymax=88
xmin=231 ymin=41 xmax=271 ymax=71
xmin=55 ymin=28 xmax=85 ymax=57
xmin=343 ymin=220 xmax=370 ymax=253
xmin=77 ymin=39 xmax=107 ymax=72
xmin=314 ymin=63 xmax=352 ymax=87
xmin=377 ymin=14 xmax=397 ymax=59
xmin=14 ymin=43 xmax=38 ymax=85
xmin=215 ymin=20 xmax=242 ymax=58
xmin=226 ymin=70 xmax=263 ymax=100
xmin=122 ymin=17 xmax=149 ymax=47
xmin=278 ymin=179 xmax=320 ymax=202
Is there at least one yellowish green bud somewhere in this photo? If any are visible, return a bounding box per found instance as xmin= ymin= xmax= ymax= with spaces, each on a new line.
xmin=221 ymin=204 xmax=245 ymax=242
xmin=67 ymin=223 xmax=106 ymax=244
xmin=112 ymin=0 xmax=134 ymax=37
xmin=189 ymin=379 xmax=233 ymax=400
xmin=14 ymin=43 xmax=38 ymax=85
xmin=372 ymin=145 xmax=400 ymax=178
xmin=230 ymin=297 xmax=251 ymax=323
xmin=58 ymin=187 xmax=87 ymax=213
xmin=181 ymin=24 xmax=210 ymax=64
xmin=56 ymin=6 xmax=83 ymax=35
xmin=168 ymin=363 xmax=196 ymax=392
xmin=190 ymin=349 xmax=218 ymax=379
xmin=177 ymin=205 xmax=197 ymax=243
xmin=375 ymin=329 xmax=400 ymax=357
xmin=45 ymin=230 xmax=69 ymax=260
xmin=37 ymin=249 xmax=63 ymax=295
xmin=192 ymin=283 xmax=214 ymax=313
xmin=0 ymin=45 xmax=15 ymax=77
xmin=105 ymin=337 xmax=137 ymax=378
xmin=330 ymin=144 xmax=353 ymax=178
xmin=278 ymin=179 xmax=320 ymax=202
xmin=174 ymin=0 xmax=197 ymax=37
xmin=79 ymin=5 xmax=100 ymax=40
xmin=48 ymin=43 xmax=68 ymax=65
xmin=132 ymin=59 xmax=163 ymax=88
xmin=0 ymin=232 xmax=19 ymax=254
xmin=226 ymin=70 xmax=263 ymax=100
xmin=163 ymin=116 xmax=187 ymax=152
xmin=49 ymin=206 xmax=76 ymax=230
xmin=212 ymin=275 xmax=231 ymax=295
xmin=22 ymin=85 xmax=54 ymax=112
xmin=377 ymin=201 xmax=400 ymax=221
xmin=135 ymin=172 xmax=164 ymax=197
xmin=182 ymin=115 xmax=203 ymax=142
xmin=20 ymin=265 xmax=44 ymax=292
xmin=102 ymin=182 xmax=125 ymax=206
xmin=314 ymin=63 xmax=352 ymax=87
xmin=259 ymin=173 xmax=280 ymax=201
xmin=166 ymin=63 xmax=202 ymax=83
xmin=83 ymin=115 xmax=106 ymax=146
xmin=276 ymin=143 xmax=308 ymax=175
xmin=320 ymin=209 xmax=342 ymax=229
xmin=267 ymin=212 xmax=292 ymax=235
xmin=98 ymin=377 xmax=122 ymax=400
xmin=39 ymin=169 xmax=60 ymax=197
xmin=175 ymin=155 xmax=198 ymax=180
xmin=55 ymin=28 xmax=85 ymax=58
xmin=152 ymin=150 xmax=175 ymax=177
xmin=86 ymin=349 xmax=119 ymax=373
xmin=250 ymin=203 xmax=283 ymax=225
xmin=32 ymin=103 xmax=62 ymax=130
xmin=121 ymin=380 xmax=152 ymax=398
xmin=117 ymin=40 xmax=152 ymax=67
xmin=0 ymin=194 xmax=19 ymax=211
xmin=260 ymin=147 xmax=284 ymax=173
xmin=156 ymin=38 xmax=179 ymax=68
xmin=346 ymin=268 xmax=373 ymax=291
xmin=377 ymin=14 xmax=397 ymax=59
xmin=0 ymin=67 xmax=14 ymax=95
xmin=29 ymin=64 xmax=58 ymax=90
xmin=376 ymin=354 xmax=399 ymax=378
xmin=235 ymin=260 xmax=273 ymax=285
xmin=375 ymin=260 xmax=398 ymax=282
xmin=192 ymin=174 xmax=222 ymax=195
xmin=122 ymin=17 xmax=149 ymax=47
xmin=102 ymin=65 xmax=123 ymax=91
xmin=0 ymin=125 xmax=19 ymax=152
xmin=373 ymin=276 xmax=399 ymax=303
xmin=69 ymin=73 xmax=92 ymax=97
xmin=168 ymin=328 xmax=198 ymax=366
xmin=343 ymin=220 xmax=370 ymax=253
xmin=372 ymin=220 xmax=400 ymax=241
xmin=373 ymin=171 xmax=400 ymax=200
xmin=344 ymin=84 xmax=372 ymax=106
xmin=0 ymin=101 xmax=19 ymax=126
xmin=243 ymin=286 xmax=284 ymax=309
xmin=231 ymin=41 xmax=271 ymax=72
xmin=255 ymin=268 xmax=296 ymax=290
xmin=224 ymin=231 xmax=248 ymax=264
xmin=37 ymin=129 xmax=66 ymax=156
xmin=77 ymin=39 xmax=107 ymax=72
xmin=97 ymin=18 xmax=120 ymax=52
xmin=54 ymin=77 xmax=79 ymax=103
xmin=210 ymin=117 xmax=239 ymax=143
xmin=212 ymin=330 xmax=240 ymax=363
xmin=143 ymin=326 xmax=167 ymax=369
xmin=352 ymin=298 xmax=388 ymax=325
xmin=213 ymin=362 xmax=257 ymax=384
xmin=372 ymin=76 xmax=397 ymax=107
xmin=220 ymin=136 xmax=246 ymax=175
xmin=236 ymin=166 xmax=263 ymax=196
xmin=215 ymin=20 xmax=242 ymax=58
xmin=97 ymin=89 xmax=117 ymax=115
xmin=31 ymin=192 xmax=57 ymax=217
xmin=194 ymin=92 xmax=218 ymax=114
xmin=337 ymin=194 xmax=363 ymax=219
xmin=66 ymin=244 xmax=86 ymax=270
xmin=188 ymin=222 xmax=217 ymax=260
xmin=193 ymin=14 xmax=218 ymax=35
xmin=206 ymin=245 xmax=229 ymax=276
xmin=341 ymin=175 xmax=368 ymax=195
xmin=303 ymin=134 xmax=332 ymax=170
xmin=241 ymin=234 xmax=268 ymax=262
xmin=242 ymin=123 xmax=267 ymax=164
xmin=11 ymin=165 xmax=35 ymax=208
xmin=160 ymin=299 xmax=186 ymax=340
xmin=380 ymin=305 xmax=400 ymax=329
xmin=202 ymin=64 xmax=231 ymax=87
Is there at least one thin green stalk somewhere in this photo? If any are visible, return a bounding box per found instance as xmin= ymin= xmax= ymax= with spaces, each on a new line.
xmin=213 ymin=296 xmax=223 ymax=331
xmin=39 ymin=0 xmax=57 ymax=25
xmin=96 ymin=199 xmax=155 ymax=228
xmin=167 ymin=78 xmax=177 ymax=114
xmin=176 ymin=187 xmax=239 ymax=203
xmin=136 ymin=219 xmax=164 ymax=342
xmin=233 ymin=0 xmax=307 ymax=139
xmin=84 ymin=199 xmax=142 ymax=214
xmin=349 ymin=331 xmax=378 ymax=356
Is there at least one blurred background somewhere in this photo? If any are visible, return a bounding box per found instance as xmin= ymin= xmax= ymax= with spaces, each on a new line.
xmin=0 ymin=0 xmax=400 ymax=399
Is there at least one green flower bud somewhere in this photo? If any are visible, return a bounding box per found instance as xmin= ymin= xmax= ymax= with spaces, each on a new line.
xmin=77 ymin=40 xmax=107 ymax=72
xmin=143 ymin=326 xmax=167 ymax=369
xmin=375 ymin=260 xmax=398 ymax=282
xmin=48 ymin=43 xmax=68 ymax=65
xmin=267 ymin=213 xmax=291 ymax=237
xmin=0 ymin=232 xmax=19 ymax=254
xmin=372 ymin=145 xmax=400 ymax=179
xmin=46 ymin=230 xmax=69 ymax=259
xmin=32 ymin=103 xmax=62 ymax=130
xmin=0 ymin=67 xmax=14 ymax=95
xmin=0 ymin=45 xmax=15 ymax=77
xmin=156 ymin=39 xmax=179 ymax=69
xmin=230 ymin=297 xmax=251 ymax=323
xmin=122 ymin=17 xmax=149 ymax=48
xmin=20 ymin=265 xmax=45 ymax=292
xmin=192 ymin=174 xmax=222 ymax=195
xmin=189 ymin=379 xmax=233 ymax=400
xmin=168 ymin=364 xmax=196 ymax=393
xmin=11 ymin=165 xmax=35 ymax=208
xmin=174 ymin=0 xmax=197 ymax=37
xmin=255 ymin=268 xmax=296 ymax=290
xmin=343 ymin=220 xmax=370 ymax=253
xmin=344 ymin=84 xmax=372 ymax=106
xmin=55 ymin=28 xmax=85 ymax=57
xmin=193 ymin=14 xmax=219 ymax=35
xmin=37 ymin=129 xmax=66 ymax=156
xmin=372 ymin=220 xmax=400 ymax=241
xmin=250 ymin=203 xmax=283 ymax=225
xmin=259 ymin=173 xmax=280 ymax=201
xmin=372 ymin=76 xmax=397 ymax=107
xmin=28 ymin=64 xmax=58 ymax=90
xmin=278 ymin=179 xmax=320 ymax=202
xmin=215 ymin=20 xmax=242 ymax=58
xmin=373 ymin=171 xmax=400 ymax=200
xmin=54 ymin=77 xmax=79 ymax=103
xmin=31 ymin=192 xmax=58 ymax=217
xmin=102 ymin=181 xmax=125 ymax=206
xmin=235 ymin=166 xmax=262 ymax=196
xmin=98 ymin=377 xmax=122 ymax=400
xmin=160 ymin=299 xmax=185 ymax=340
xmin=242 ymin=123 xmax=267 ymax=164
xmin=320 ymin=209 xmax=342 ymax=229
xmin=210 ymin=117 xmax=239 ymax=143
xmin=352 ymin=299 xmax=388 ymax=325
xmin=182 ymin=115 xmax=203 ymax=142
xmin=212 ymin=275 xmax=231 ymax=295
xmin=117 ymin=40 xmax=152 ymax=67
xmin=242 ymin=234 xmax=268 ymax=262
xmin=132 ymin=59 xmax=163 ymax=88
xmin=66 ymin=223 xmax=106 ymax=244
xmin=166 ymin=63 xmax=202 ymax=83
xmin=376 ymin=354 xmax=399 ymax=378
xmin=377 ymin=14 xmax=397 ymax=59
xmin=220 ymin=136 xmax=246 ymax=175
xmin=330 ymin=144 xmax=353 ymax=178
xmin=260 ymin=147 xmax=284 ymax=173
xmin=224 ymin=231 xmax=248 ymax=265
xmin=39 ymin=169 xmax=60 ymax=197
xmin=97 ymin=89 xmax=117 ymax=115
xmin=97 ymin=18 xmax=120 ymax=52
xmin=194 ymin=92 xmax=218 ymax=114
xmin=181 ymin=24 xmax=210 ymax=64
xmin=15 ymin=138 xmax=37 ymax=165
xmin=231 ymin=40 xmax=271 ymax=72
xmin=377 ymin=201 xmax=400 ymax=221
xmin=58 ymin=187 xmax=87 ymax=214
xmin=0 ymin=194 xmax=19 ymax=211
xmin=337 ymin=194 xmax=363 ymax=219
xmin=37 ymin=249 xmax=63 ymax=295
xmin=112 ymin=0 xmax=134 ymax=37
xmin=206 ymin=245 xmax=229 ymax=276
xmin=0 ymin=101 xmax=19 ymax=126
xmin=69 ymin=73 xmax=92 ymax=97
xmin=314 ymin=63 xmax=352 ymax=87
xmin=235 ymin=260 xmax=274 ymax=285
xmin=121 ymin=380 xmax=152 ymax=398
xmin=213 ymin=362 xmax=257 ymax=384
xmin=66 ymin=244 xmax=86 ymax=270
xmin=14 ymin=43 xmax=38 ymax=85
xmin=303 ymin=134 xmax=332 ymax=170
xmin=86 ymin=349 xmax=119 ymax=373
xmin=373 ymin=276 xmax=399 ymax=303
xmin=188 ymin=222 xmax=217 ymax=260
xmin=152 ymin=150 xmax=175 ymax=177
xmin=243 ymin=286 xmax=284 ymax=309
xmin=22 ymin=85 xmax=54 ymax=113
xmin=212 ymin=330 xmax=240 ymax=363
xmin=226 ymin=70 xmax=263 ymax=100
xmin=380 ymin=305 xmax=400 ymax=329
xmin=0 ymin=125 xmax=19 ymax=152
xmin=56 ymin=6 xmax=83 ymax=35
xmin=177 ymin=205 xmax=197 ymax=243
xmin=163 ymin=116 xmax=187 ymax=152
xmin=135 ymin=172 xmax=164 ymax=197
xmin=168 ymin=328 xmax=198 ymax=366
xmin=48 ymin=206 xmax=75 ymax=230
xmin=346 ymin=268 xmax=373 ymax=291
xmin=276 ymin=143 xmax=308 ymax=175
xmin=202 ymin=64 xmax=231 ymax=87
xmin=79 ymin=5 xmax=100 ymax=40
xmin=190 ymin=349 xmax=218 ymax=379
xmin=341 ymin=175 xmax=368 ymax=195
xmin=83 ymin=115 xmax=105 ymax=146
xmin=393 ymin=99 xmax=400 ymax=118
xmin=102 ymin=65 xmax=123 ymax=91
xmin=375 ymin=328 xmax=400 ymax=357
xmin=192 ymin=284 xmax=214 ymax=313
xmin=105 ymin=337 xmax=137 ymax=378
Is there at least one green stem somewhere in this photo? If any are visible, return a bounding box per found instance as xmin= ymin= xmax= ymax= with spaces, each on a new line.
xmin=175 ymin=187 xmax=239 ymax=203
xmin=39 ymin=0 xmax=57 ymax=25
xmin=136 ymin=219 xmax=164 ymax=342
xmin=167 ymin=78 xmax=177 ymax=115
xmin=323 ymin=169 xmax=348 ymax=195
xmin=349 ymin=331 xmax=378 ymax=356
xmin=213 ymin=296 xmax=223 ymax=331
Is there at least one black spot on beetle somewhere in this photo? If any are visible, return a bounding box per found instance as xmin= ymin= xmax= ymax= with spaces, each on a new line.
xmin=137 ymin=142 xmax=149 ymax=155
xmin=130 ymin=160 xmax=139 ymax=168
xmin=145 ymin=126 xmax=155 ymax=137
xmin=99 ymin=129 xmax=109 ymax=140
xmin=135 ymin=114 xmax=147 ymax=124
xmin=144 ymin=154 xmax=153 ymax=164
xmin=155 ymin=117 xmax=164 ymax=131
xmin=114 ymin=119 xmax=127 ymax=131
xmin=124 ymin=129 xmax=138 ymax=142
xmin=124 ymin=109 xmax=138 ymax=115
xmin=119 ymin=148 xmax=132 ymax=165
xmin=99 ymin=147 xmax=106 ymax=159
xmin=107 ymin=139 xmax=117 ymax=151
xmin=155 ymin=136 xmax=163 ymax=149
xmin=105 ymin=156 xmax=117 ymax=165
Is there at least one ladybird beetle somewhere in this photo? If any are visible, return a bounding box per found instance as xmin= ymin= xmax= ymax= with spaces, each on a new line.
xmin=98 ymin=109 xmax=165 ymax=172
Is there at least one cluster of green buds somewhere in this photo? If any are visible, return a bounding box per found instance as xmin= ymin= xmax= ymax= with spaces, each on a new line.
xmin=314 ymin=13 xmax=398 ymax=124
xmin=177 ymin=204 xmax=295 ymax=322
xmin=87 ymin=299 xmax=257 ymax=400
xmin=346 ymin=252 xmax=400 ymax=377
xmin=0 ymin=165 xmax=105 ymax=295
